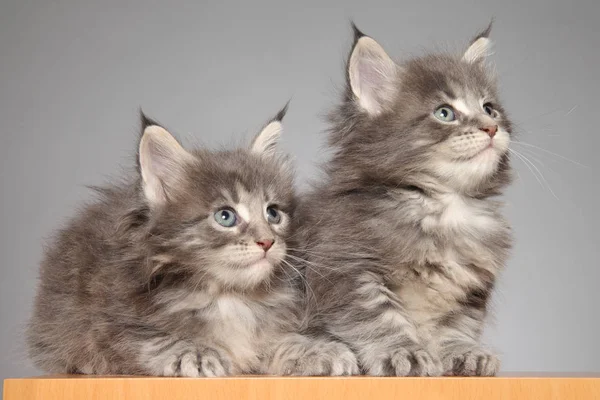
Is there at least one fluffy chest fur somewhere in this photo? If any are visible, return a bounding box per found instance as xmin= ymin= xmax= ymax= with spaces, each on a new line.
xmin=208 ymin=294 xmax=261 ymax=369
xmin=159 ymin=285 xmax=297 ymax=372
xmin=389 ymin=191 xmax=510 ymax=332
xmin=421 ymin=193 xmax=501 ymax=235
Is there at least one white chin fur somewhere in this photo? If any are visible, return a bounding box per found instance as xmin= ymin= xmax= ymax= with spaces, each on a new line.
xmin=210 ymin=244 xmax=286 ymax=289
xmin=212 ymin=259 xmax=274 ymax=289
xmin=432 ymin=129 xmax=510 ymax=190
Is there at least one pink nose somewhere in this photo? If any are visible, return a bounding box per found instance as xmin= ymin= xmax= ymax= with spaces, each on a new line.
xmin=480 ymin=125 xmax=498 ymax=138
xmin=256 ymin=239 xmax=274 ymax=252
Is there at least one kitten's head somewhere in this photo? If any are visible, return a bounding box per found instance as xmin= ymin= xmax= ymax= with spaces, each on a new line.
xmin=330 ymin=22 xmax=512 ymax=195
xmin=137 ymin=106 xmax=295 ymax=290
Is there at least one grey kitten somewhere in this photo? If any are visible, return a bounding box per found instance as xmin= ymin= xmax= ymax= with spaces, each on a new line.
xmin=300 ymin=23 xmax=512 ymax=377
xmin=27 ymin=108 xmax=358 ymax=376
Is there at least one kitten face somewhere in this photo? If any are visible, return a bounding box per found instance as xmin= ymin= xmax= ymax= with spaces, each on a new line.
xmin=207 ymin=185 xmax=290 ymax=280
xmin=139 ymin=112 xmax=295 ymax=290
xmin=397 ymin=56 xmax=512 ymax=191
xmin=333 ymin=24 xmax=512 ymax=194
xmin=170 ymin=157 xmax=295 ymax=289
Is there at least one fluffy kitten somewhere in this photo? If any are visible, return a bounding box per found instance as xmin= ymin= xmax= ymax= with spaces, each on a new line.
xmin=301 ymin=24 xmax=512 ymax=376
xmin=27 ymin=108 xmax=358 ymax=376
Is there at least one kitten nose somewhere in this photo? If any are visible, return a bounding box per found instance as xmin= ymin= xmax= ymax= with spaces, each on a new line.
xmin=256 ymin=239 xmax=274 ymax=252
xmin=480 ymin=124 xmax=498 ymax=138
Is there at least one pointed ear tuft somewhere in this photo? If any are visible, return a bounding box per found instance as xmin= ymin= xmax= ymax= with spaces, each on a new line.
xmin=272 ymin=99 xmax=290 ymax=123
xmin=477 ymin=18 xmax=494 ymax=40
xmin=251 ymin=103 xmax=288 ymax=157
xmin=351 ymin=22 xmax=366 ymax=42
xmin=139 ymin=109 xmax=160 ymax=132
xmin=463 ymin=20 xmax=494 ymax=63
xmin=347 ymin=32 xmax=398 ymax=115
xmin=138 ymin=122 xmax=194 ymax=206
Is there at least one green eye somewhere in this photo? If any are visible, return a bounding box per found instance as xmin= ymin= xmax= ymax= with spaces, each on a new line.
xmin=434 ymin=106 xmax=456 ymax=122
xmin=266 ymin=206 xmax=282 ymax=224
xmin=214 ymin=208 xmax=237 ymax=227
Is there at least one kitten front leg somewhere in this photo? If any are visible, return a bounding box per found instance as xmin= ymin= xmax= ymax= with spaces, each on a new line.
xmin=139 ymin=337 xmax=234 ymax=377
xmin=347 ymin=315 xmax=442 ymax=376
xmin=268 ymin=333 xmax=359 ymax=376
xmin=325 ymin=273 xmax=442 ymax=376
xmin=433 ymin=312 xmax=500 ymax=376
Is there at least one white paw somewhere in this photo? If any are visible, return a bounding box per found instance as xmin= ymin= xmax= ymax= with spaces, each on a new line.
xmin=390 ymin=347 xmax=442 ymax=376
xmin=443 ymin=347 xmax=500 ymax=376
xmin=198 ymin=348 xmax=230 ymax=377
xmin=366 ymin=347 xmax=442 ymax=376
xmin=277 ymin=340 xmax=359 ymax=376
xmin=162 ymin=348 xmax=232 ymax=377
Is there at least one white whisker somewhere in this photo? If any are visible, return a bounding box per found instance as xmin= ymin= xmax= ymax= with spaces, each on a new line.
xmin=512 ymin=140 xmax=587 ymax=168
xmin=518 ymin=106 xmax=577 ymax=123
xmin=281 ymin=259 xmax=317 ymax=303
xmin=509 ymin=148 xmax=543 ymax=187
xmin=509 ymin=148 xmax=559 ymax=200
xmin=565 ymin=105 xmax=578 ymax=116
xmin=286 ymin=253 xmax=344 ymax=273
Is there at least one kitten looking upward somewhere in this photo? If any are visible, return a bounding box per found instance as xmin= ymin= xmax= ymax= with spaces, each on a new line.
xmin=301 ymin=23 xmax=513 ymax=376
xmin=27 ymin=107 xmax=358 ymax=377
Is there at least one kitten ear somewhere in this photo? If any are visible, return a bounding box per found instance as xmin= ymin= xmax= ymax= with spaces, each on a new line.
xmin=138 ymin=113 xmax=194 ymax=206
xmin=250 ymin=102 xmax=288 ymax=157
xmin=347 ymin=23 xmax=398 ymax=115
xmin=463 ymin=21 xmax=494 ymax=63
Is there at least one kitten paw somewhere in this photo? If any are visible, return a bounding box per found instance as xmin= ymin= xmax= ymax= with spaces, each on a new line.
xmin=164 ymin=347 xmax=232 ymax=377
xmin=389 ymin=347 xmax=443 ymax=376
xmin=198 ymin=348 xmax=232 ymax=377
xmin=275 ymin=341 xmax=359 ymax=376
xmin=443 ymin=347 xmax=500 ymax=376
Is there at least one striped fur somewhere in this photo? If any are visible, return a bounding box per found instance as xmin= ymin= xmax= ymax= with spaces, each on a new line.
xmin=300 ymin=24 xmax=512 ymax=376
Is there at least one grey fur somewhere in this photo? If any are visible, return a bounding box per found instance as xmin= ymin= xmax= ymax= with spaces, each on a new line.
xmin=300 ymin=25 xmax=513 ymax=376
xmin=27 ymin=109 xmax=358 ymax=376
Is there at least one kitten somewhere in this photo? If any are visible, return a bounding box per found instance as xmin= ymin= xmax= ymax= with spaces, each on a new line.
xmin=27 ymin=108 xmax=358 ymax=376
xmin=300 ymin=23 xmax=512 ymax=376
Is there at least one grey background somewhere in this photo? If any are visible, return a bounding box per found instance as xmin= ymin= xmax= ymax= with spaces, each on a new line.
xmin=1 ymin=0 xmax=599 ymax=388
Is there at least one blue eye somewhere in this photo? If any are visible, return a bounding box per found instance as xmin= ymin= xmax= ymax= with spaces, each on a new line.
xmin=266 ymin=206 xmax=281 ymax=224
xmin=214 ymin=208 xmax=237 ymax=227
xmin=483 ymin=102 xmax=496 ymax=117
xmin=434 ymin=106 xmax=456 ymax=122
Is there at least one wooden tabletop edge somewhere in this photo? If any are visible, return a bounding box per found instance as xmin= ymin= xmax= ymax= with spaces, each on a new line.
xmin=5 ymin=373 xmax=600 ymax=381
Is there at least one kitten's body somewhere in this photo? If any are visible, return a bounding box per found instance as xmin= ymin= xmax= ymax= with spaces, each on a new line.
xmin=28 ymin=111 xmax=357 ymax=376
xmin=302 ymin=25 xmax=512 ymax=376
xmin=302 ymin=181 xmax=510 ymax=376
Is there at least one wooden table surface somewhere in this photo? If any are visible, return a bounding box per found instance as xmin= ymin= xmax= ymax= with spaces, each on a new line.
xmin=4 ymin=374 xmax=600 ymax=400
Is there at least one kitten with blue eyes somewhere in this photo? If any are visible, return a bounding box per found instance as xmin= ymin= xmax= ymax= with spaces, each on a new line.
xmin=27 ymin=107 xmax=358 ymax=376
xmin=300 ymin=23 xmax=512 ymax=376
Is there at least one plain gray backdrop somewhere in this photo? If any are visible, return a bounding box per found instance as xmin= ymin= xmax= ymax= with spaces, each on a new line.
xmin=1 ymin=0 xmax=599 ymax=388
